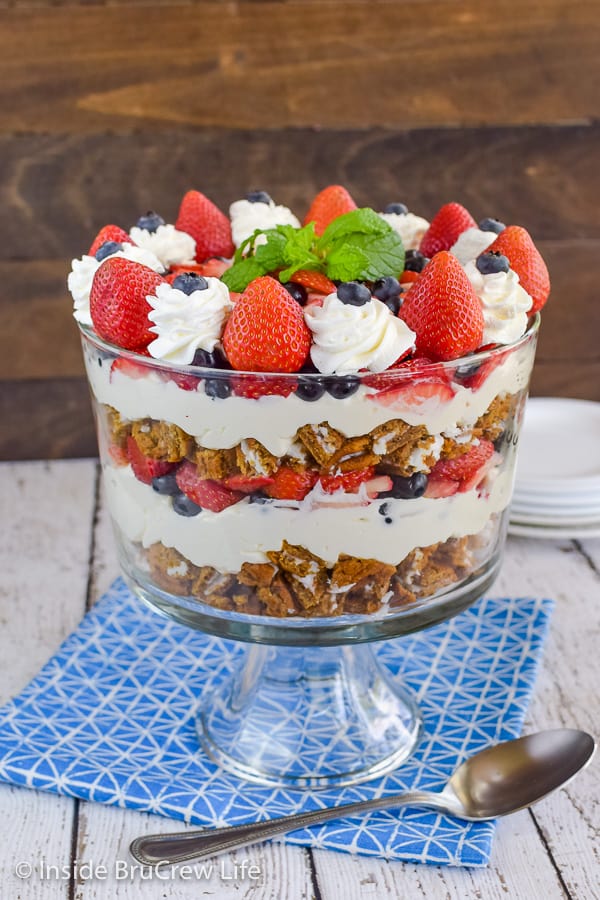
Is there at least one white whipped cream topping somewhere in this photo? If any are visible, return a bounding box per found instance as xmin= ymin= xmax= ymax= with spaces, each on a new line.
xmin=378 ymin=212 xmax=430 ymax=251
xmin=69 ymin=245 xmax=165 ymax=325
xmin=450 ymin=227 xmax=496 ymax=266
xmin=464 ymin=260 xmax=533 ymax=345
xmin=146 ymin=279 xmax=233 ymax=364
xmin=104 ymin=462 xmax=512 ymax=573
xmin=229 ymin=199 xmax=300 ymax=248
xmin=304 ymin=293 xmax=416 ymax=374
xmin=130 ymin=224 xmax=196 ymax=268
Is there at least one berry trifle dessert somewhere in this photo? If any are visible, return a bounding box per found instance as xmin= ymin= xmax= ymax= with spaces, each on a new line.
xmin=71 ymin=186 xmax=548 ymax=622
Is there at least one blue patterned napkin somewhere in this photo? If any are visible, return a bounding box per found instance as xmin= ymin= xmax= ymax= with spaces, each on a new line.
xmin=0 ymin=579 xmax=552 ymax=867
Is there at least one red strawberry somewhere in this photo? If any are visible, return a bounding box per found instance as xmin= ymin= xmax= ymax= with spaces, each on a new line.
xmin=399 ymin=252 xmax=484 ymax=361
xmin=223 ymin=474 xmax=275 ymax=493
xmin=90 ymin=257 xmax=165 ymax=351
xmin=370 ymin=378 xmax=455 ymax=410
xmin=419 ymin=203 xmax=476 ymax=258
xmin=485 ymin=225 xmax=550 ymax=313
xmin=290 ymin=270 xmax=337 ymax=295
xmin=319 ymin=466 xmax=376 ymax=494
xmin=231 ymin=375 xmax=297 ymax=399
xmin=430 ymin=440 xmax=495 ymax=486
xmin=126 ymin=436 xmax=176 ymax=485
xmin=424 ymin=477 xmax=459 ymax=499
xmin=108 ymin=443 xmax=129 ymax=467
xmin=175 ymin=191 xmax=235 ymax=262
xmin=399 ymin=270 xmax=420 ymax=285
xmin=303 ymin=185 xmax=357 ymax=236
xmin=166 ymin=258 xmax=231 ymax=283
xmin=88 ymin=225 xmax=133 ymax=257
xmin=176 ymin=461 xmax=243 ymax=512
xmin=223 ymin=276 xmax=311 ymax=372
xmin=265 ymin=467 xmax=318 ymax=501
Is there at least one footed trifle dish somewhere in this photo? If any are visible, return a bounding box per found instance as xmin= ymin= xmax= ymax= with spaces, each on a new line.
xmin=71 ymin=186 xmax=549 ymax=787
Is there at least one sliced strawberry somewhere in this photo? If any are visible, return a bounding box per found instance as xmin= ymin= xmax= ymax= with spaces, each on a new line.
xmin=399 ymin=270 xmax=420 ymax=285
xmin=223 ymin=474 xmax=275 ymax=493
xmin=290 ymin=270 xmax=337 ymax=295
xmin=424 ymin=477 xmax=460 ymax=498
xmin=458 ymin=348 xmax=507 ymax=391
xmin=108 ymin=443 xmax=128 ymax=467
xmin=369 ymin=378 xmax=455 ymax=410
xmin=231 ymin=375 xmax=297 ymax=399
xmin=303 ymin=185 xmax=357 ymax=236
xmin=419 ymin=203 xmax=476 ymax=258
xmin=176 ymin=461 xmax=243 ymax=511
xmin=365 ymin=475 xmax=394 ymax=498
xmin=88 ymin=225 xmax=133 ymax=257
xmin=126 ymin=436 xmax=176 ymax=485
xmin=430 ymin=440 xmax=495 ymax=484
xmin=175 ymin=190 xmax=234 ymax=262
xmin=166 ymin=258 xmax=231 ymax=283
xmin=110 ymin=357 xmax=152 ymax=380
xmin=265 ymin=467 xmax=318 ymax=501
xmin=167 ymin=372 xmax=201 ymax=391
xmin=319 ymin=466 xmax=376 ymax=494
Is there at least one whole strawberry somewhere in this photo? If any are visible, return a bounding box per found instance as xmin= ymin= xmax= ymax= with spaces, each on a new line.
xmin=175 ymin=190 xmax=235 ymax=262
xmin=399 ymin=251 xmax=484 ymax=361
xmin=485 ymin=225 xmax=550 ymax=313
xmin=419 ymin=202 xmax=476 ymax=258
xmin=303 ymin=185 xmax=357 ymax=236
xmin=88 ymin=225 xmax=133 ymax=257
xmin=223 ymin=276 xmax=311 ymax=372
xmin=90 ymin=257 xmax=165 ymax=351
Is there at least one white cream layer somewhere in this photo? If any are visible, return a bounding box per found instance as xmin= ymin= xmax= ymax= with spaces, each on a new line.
xmin=85 ymin=343 xmax=531 ymax=457
xmin=105 ymin=463 xmax=513 ymax=572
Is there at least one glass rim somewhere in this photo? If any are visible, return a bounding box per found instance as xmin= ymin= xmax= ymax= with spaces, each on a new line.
xmin=78 ymin=313 xmax=540 ymax=381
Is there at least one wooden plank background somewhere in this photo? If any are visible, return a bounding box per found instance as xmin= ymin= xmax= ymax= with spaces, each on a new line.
xmin=1 ymin=0 xmax=599 ymax=459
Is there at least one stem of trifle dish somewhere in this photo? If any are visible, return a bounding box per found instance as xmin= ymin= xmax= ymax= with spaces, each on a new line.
xmin=196 ymin=642 xmax=423 ymax=787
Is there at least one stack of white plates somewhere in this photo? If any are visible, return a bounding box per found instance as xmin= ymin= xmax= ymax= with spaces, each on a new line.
xmin=509 ymin=398 xmax=600 ymax=539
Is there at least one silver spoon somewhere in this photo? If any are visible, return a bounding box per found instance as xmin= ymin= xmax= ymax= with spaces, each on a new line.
xmin=130 ymin=729 xmax=594 ymax=866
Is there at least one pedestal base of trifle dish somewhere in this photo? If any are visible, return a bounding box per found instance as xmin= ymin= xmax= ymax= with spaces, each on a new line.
xmin=128 ymin=557 xmax=500 ymax=788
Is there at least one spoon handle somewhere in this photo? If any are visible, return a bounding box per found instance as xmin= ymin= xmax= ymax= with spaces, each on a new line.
xmin=130 ymin=790 xmax=442 ymax=865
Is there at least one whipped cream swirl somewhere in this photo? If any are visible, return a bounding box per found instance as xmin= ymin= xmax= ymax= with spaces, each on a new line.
xmin=464 ymin=260 xmax=533 ymax=345
xmin=304 ymin=293 xmax=416 ymax=374
xmin=450 ymin=227 xmax=496 ymax=266
xmin=69 ymin=244 xmax=165 ymax=326
xmin=146 ymin=279 xmax=233 ymax=364
xmin=130 ymin=224 xmax=196 ymax=268
xmin=378 ymin=211 xmax=430 ymax=251
xmin=229 ymin=199 xmax=300 ymax=248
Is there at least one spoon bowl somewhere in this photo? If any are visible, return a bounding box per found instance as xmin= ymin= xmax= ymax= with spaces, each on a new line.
xmin=130 ymin=729 xmax=595 ymax=866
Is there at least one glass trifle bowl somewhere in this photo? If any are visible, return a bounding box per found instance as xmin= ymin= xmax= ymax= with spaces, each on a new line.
xmin=79 ymin=315 xmax=539 ymax=787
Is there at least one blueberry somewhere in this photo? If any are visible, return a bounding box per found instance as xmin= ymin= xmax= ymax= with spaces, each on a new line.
xmin=205 ymin=377 xmax=232 ymax=399
xmin=152 ymin=473 xmax=180 ymax=496
xmin=245 ymin=190 xmax=272 ymax=204
xmin=249 ymin=494 xmax=271 ymax=505
xmin=337 ymin=281 xmax=371 ymax=306
xmin=95 ymin=240 xmax=122 ymax=262
xmin=192 ymin=348 xmax=217 ymax=367
xmin=383 ymin=202 xmax=408 ymax=215
xmin=282 ymin=282 xmax=308 ymax=306
xmin=476 ymin=251 xmax=510 ymax=275
xmin=385 ymin=517 xmax=393 ymax=524
xmin=455 ymin=360 xmax=480 ymax=380
xmin=404 ymin=249 xmax=429 ymax=273
xmin=479 ymin=217 xmax=506 ymax=234
xmin=296 ymin=376 xmax=326 ymax=402
xmin=136 ymin=211 xmax=165 ymax=232
xmin=382 ymin=473 xmax=428 ymax=499
xmin=378 ymin=502 xmax=391 ymax=516
xmin=372 ymin=276 xmax=401 ymax=301
xmin=172 ymin=492 xmax=202 ymax=516
xmin=326 ymin=375 xmax=360 ymax=399
xmin=172 ymin=273 xmax=209 ymax=295
xmin=383 ymin=295 xmax=403 ymax=316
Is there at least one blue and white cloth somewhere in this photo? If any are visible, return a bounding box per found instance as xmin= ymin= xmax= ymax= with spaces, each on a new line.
xmin=0 ymin=579 xmax=552 ymax=866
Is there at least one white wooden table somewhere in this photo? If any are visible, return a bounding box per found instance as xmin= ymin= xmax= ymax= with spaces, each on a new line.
xmin=1 ymin=459 xmax=598 ymax=899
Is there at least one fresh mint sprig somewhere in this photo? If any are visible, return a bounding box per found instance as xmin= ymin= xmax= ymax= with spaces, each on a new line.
xmin=221 ymin=209 xmax=405 ymax=292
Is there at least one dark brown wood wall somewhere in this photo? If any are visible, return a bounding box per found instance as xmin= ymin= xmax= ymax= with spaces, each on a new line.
xmin=1 ymin=0 xmax=599 ymax=459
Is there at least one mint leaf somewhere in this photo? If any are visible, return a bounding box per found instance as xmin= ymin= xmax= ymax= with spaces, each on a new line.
xmin=221 ymin=257 xmax=265 ymax=292
xmin=325 ymin=244 xmax=369 ymax=281
xmin=345 ymin=230 xmax=405 ymax=280
xmin=318 ymin=208 xmax=389 ymax=250
xmin=254 ymin=231 xmax=288 ymax=271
